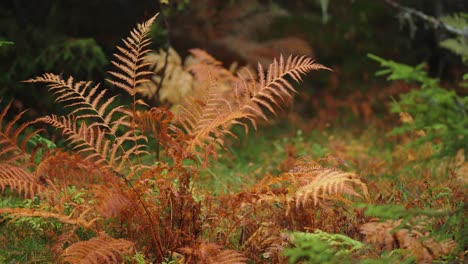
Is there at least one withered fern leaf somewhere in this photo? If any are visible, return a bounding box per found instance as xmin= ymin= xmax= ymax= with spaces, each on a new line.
xmin=0 ymin=207 xmax=98 ymax=229
xmin=38 ymin=115 xmax=147 ymax=174
xmin=24 ymin=73 xmax=149 ymax=175
xmin=239 ymin=55 xmax=330 ymax=128
xmin=24 ymin=74 xmax=124 ymax=129
xmin=289 ymin=156 xmax=369 ymax=209
xmin=176 ymin=55 xmax=330 ymax=154
xmin=177 ymin=82 xmax=245 ymax=152
xmin=180 ymin=242 xmax=248 ymax=264
xmin=52 ymin=227 xmax=79 ymax=259
xmin=0 ymin=164 xmax=45 ymax=198
xmin=0 ymin=99 xmax=42 ymax=165
xmin=59 ymin=233 xmax=134 ymax=264
xmin=294 ymin=168 xmax=369 ymax=208
xmin=107 ymin=15 xmax=157 ymax=96
xmin=360 ymin=219 xmax=457 ymax=262
xmin=0 ymin=100 xmax=45 ymax=198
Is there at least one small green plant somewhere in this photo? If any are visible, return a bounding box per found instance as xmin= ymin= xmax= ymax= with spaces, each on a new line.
xmin=0 ymin=41 xmax=14 ymax=47
xmin=283 ymin=230 xmax=361 ymax=264
xmin=369 ymin=53 xmax=467 ymax=158
xmin=439 ymin=12 xmax=468 ymax=64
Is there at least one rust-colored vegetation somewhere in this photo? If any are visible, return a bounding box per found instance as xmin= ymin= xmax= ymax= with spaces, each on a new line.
xmin=0 ymin=10 xmax=466 ymax=264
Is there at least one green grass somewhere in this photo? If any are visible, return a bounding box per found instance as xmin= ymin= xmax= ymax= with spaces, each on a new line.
xmin=197 ymin=117 xmax=394 ymax=195
xmin=1 ymin=115 xmax=465 ymax=263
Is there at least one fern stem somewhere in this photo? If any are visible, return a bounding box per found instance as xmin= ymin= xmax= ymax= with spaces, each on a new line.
xmin=119 ymin=174 xmax=164 ymax=260
xmin=153 ymin=2 xmax=172 ymax=106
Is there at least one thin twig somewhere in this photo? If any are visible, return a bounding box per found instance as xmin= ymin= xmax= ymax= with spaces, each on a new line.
xmin=153 ymin=1 xmax=172 ymax=106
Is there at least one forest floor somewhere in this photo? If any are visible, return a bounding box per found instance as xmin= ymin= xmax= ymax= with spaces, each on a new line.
xmin=0 ymin=104 xmax=466 ymax=263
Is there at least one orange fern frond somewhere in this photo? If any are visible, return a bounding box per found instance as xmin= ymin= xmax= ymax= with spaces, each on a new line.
xmin=0 ymin=207 xmax=98 ymax=229
xmin=294 ymin=168 xmax=369 ymax=208
xmin=36 ymin=150 xmax=105 ymax=187
xmin=252 ymin=156 xmax=369 ymax=215
xmin=38 ymin=115 xmax=147 ymax=174
xmin=24 ymin=74 xmax=126 ymax=130
xmin=177 ymin=83 xmax=248 ymax=152
xmin=52 ymin=227 xmax=79 ymax=258
xmin=60 ymin=233 xmax=134 ymax=264
xmin=187 ymin=48 xmax=236 ymax=83
xmin=180 ymin=242 xmax=248 ymax=264
xmin=360 ymin=220 xmax=457 ymax=262
xmin=0 ymin=99 xmax=42 ymax=165
xmin=214 ymin=249 xmax=249 ymax=264
xmin=134 ymin=107 xmax=174 ymax=138
xmin=107 ymin=15 xmax=157 ymax=95
xmin=0 ymin=164 xmax=46 ymax=198
xmin=237 ymin=55 xmax=331 ymax=129
xmin=175 ymin=55 xmax=329 ymax=156
xmin=0 ymin=100 xmax=46 ymax=198
xmin=93 ymin=183 xmax=131 ymax=218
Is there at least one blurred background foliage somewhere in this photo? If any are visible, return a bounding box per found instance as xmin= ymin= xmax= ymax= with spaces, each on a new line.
xmin=0 ymin=0 xmax=466 ymax=118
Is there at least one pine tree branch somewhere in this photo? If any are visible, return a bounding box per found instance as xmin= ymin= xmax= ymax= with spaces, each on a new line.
xmin=383 ymin=0 xmax=468 ymax=38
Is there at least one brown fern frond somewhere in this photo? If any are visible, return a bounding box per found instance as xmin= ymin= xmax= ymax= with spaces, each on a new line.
xmin=175 ymin=55 xmax=329 ymax=156
xmin=93 ymin=183 xmax=132 ymax=218
xmin=23 ymin=73 xmax=147 ymax=174
xmin=0 ymin=207 xmax=98 ymax=229
xmin=38 ymin=115 xmax=147 ymax=174
xmin=60 ymin=233 xmax=134 ymax=264
xmin=0 ymin=101 xmax=46 ymax=198
xmin=107 ymin=15 xmax=157 ymax=95
xmin=24 ymin=74 xmax=126 ymax=130
xmin=285 ymin=156 xmax=369 ymax=209
xmin=52 ymin=227 xmax=79 ymax=258
xmin=187 ymin=48 xmax=236 ymax=83
xmin=36 ymin=150 xmax=105 ymax=187
xmin=180 ymin=242 xmax=248 ymax=264
xmin=0 ymin=99 xmax=42 ymax=165
xmin=135 ymin=107 xmax=174 ymax=133
xmin=251 ymin=156 xmax=369 ymax=217
xmin=214 ymin=249 xmax=249 ymax=264
xmin=177 ymin=82 xmax=249 ymax=152
xmin=0 ymin=164 xmax=46 ymax=198
xmin=237 ymin=55 xmax=331 ymax=129
xmin=242 ymin=223 xmax=287 ymax=263
xmin=360 ymin=219 xmax=457 ymax=262
xmin=360 ymin=220 xmax=400 ymax=250
xmin=294 ymin=168 xmax=369 ymax=208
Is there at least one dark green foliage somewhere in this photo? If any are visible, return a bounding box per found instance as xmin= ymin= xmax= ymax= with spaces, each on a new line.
xmin=439 ymin=12 xmax=468 ymax=64
xmin=283 ymin=230 xmax=361 ymax=264
xmin=36 ymin=38 xmax=107 ymax=79
xmin=0 ymin=41 xmax=13 ymax=47
xmin=369 ymin=53 xmax=467 ymax=158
